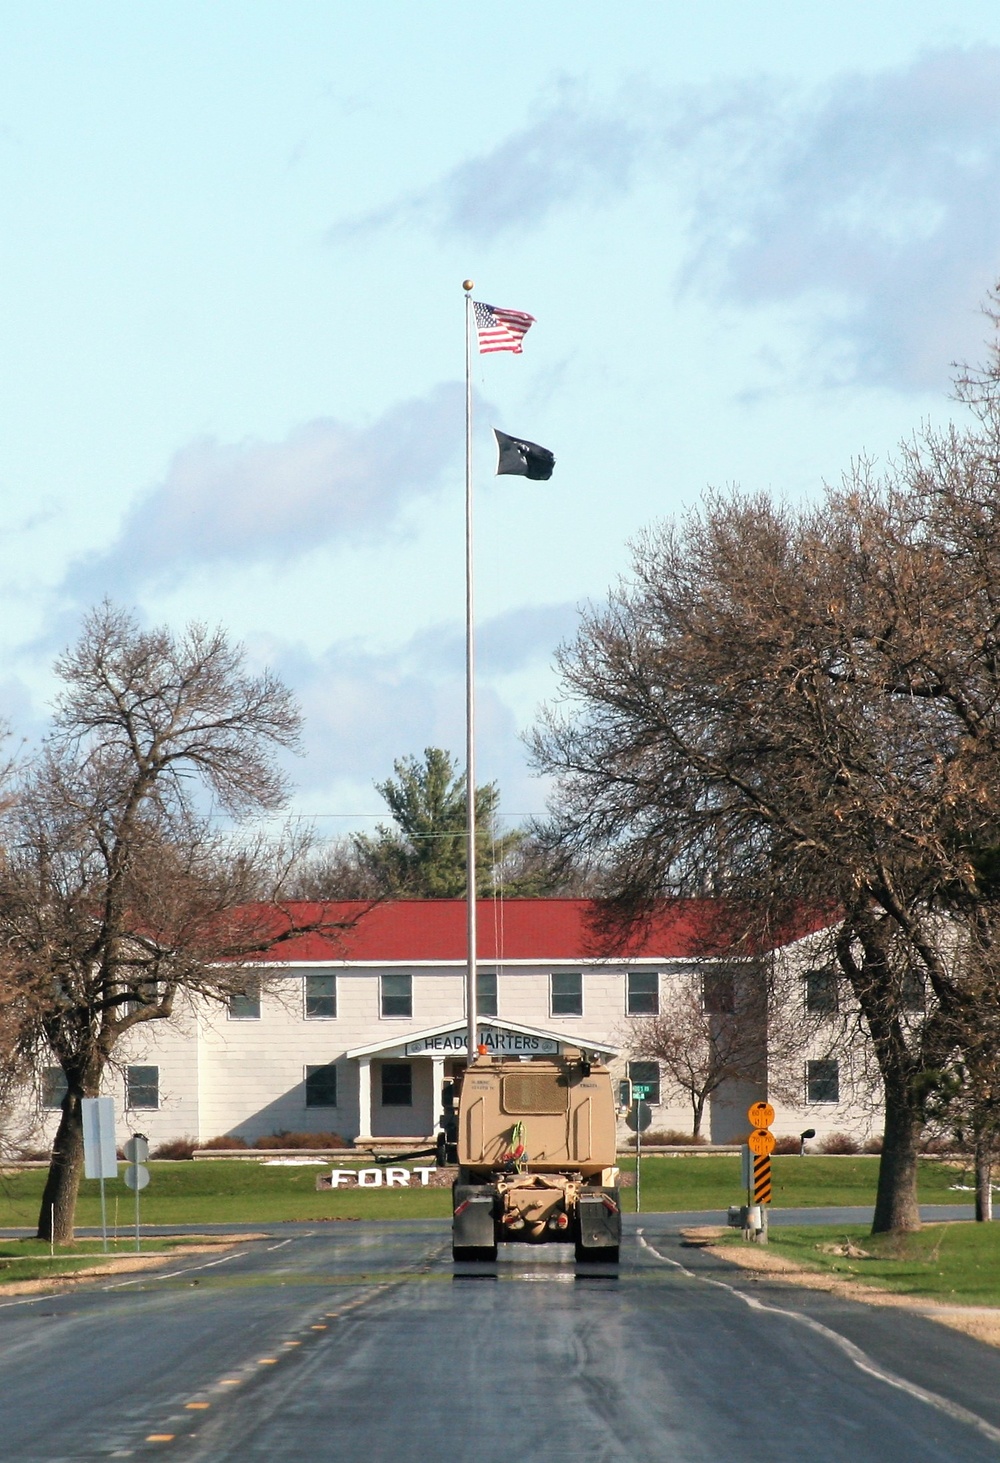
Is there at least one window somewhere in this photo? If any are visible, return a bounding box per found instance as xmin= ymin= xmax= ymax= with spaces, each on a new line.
xmin=381 ymin=1062 xmax=412 ymax=1107
xmin=476 ymin=970 xmax=498 ymax=1018
xmin=126 ymin=1066 xmax=159 ymax=1110
xmin=627 ymin=971 xmax=659 ymax=1015
xmin=806 ymin=1059 xmax=840 ymax=1104
xmin=627 ymin=1060 xmax=661 ymax=1105
xmin=805 ymin=968 xmax=839 ymax=1014
xmin=305 ymin=1064 xmax=338 ymax=1107
xmin=228 ymin=980 xmax=261 ymax=1020
xmin=551 ymin=972 xmax=583 ymax=1017
xmin=901 ymin=971 xmax=925 ymax=1011
xmin=702 ymin=969 xmax=735 ymax=1014
xmin=305 ymin=973 xmax=337 ymax=1019
xmin=42 ymin=1066 xmax=67 ymax=1109
xmin=380 ymin=973 xmax=412 ymax=1019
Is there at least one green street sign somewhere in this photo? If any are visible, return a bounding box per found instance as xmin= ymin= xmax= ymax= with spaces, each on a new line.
xmin=631 ymin=1083 xmax=654 ymax=1100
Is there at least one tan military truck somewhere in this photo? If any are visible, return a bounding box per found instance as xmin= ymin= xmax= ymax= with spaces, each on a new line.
xmin=449 ymin=1047 xmax=622 ymax=1264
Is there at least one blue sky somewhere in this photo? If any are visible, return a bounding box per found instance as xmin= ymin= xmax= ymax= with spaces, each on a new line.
xmin=3 ymin=2 xmax=1000 ymax=834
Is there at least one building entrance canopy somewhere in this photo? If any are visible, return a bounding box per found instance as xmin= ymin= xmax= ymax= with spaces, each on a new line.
xmin=346 ymin=1016 xmax=617 ymax=1064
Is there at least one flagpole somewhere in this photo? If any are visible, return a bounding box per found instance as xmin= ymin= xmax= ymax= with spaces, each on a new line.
xmin=463 ymin=279 xmax=478 ymax=1071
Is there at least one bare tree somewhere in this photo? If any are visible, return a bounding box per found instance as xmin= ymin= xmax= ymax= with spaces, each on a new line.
xmin=0 ymin=604 xmax=349 ymax=1242
xmin=533 ymin=401 xmax=1000 ymax=1232
xmin=625 ymin=966 xmax=767 ymax=1138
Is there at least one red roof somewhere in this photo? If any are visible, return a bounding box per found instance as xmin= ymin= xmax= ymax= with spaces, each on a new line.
xmin=252 ymin=898 xmax=819 ymax=964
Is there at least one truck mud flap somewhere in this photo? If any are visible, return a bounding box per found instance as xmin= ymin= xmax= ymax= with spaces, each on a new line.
xmin=577 ymin=1189 xmax=622 ymax=1249
xmin=452 ymin=1186 xmax=496 ymax=1249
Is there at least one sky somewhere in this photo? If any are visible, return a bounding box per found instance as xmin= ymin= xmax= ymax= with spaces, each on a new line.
xmin=3 ymin=2 xmax=1000 ymax=838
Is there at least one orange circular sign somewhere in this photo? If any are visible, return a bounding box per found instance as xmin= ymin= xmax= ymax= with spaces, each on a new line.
xmin=747 ymin=1128 xmax=775 ymax=1156
xmin=747 ymin=1101 xmax=775 ymax=1129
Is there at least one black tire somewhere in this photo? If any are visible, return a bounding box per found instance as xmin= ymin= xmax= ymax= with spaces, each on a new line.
xmin=575 ymin=1243 xmax=620 ymax=1265
xmin=452 ymin=1245 xmax=497 ymax=1263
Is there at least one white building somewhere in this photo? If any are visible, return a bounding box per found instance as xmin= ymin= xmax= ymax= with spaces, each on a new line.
xmin=32 ymin=899 xmax=874 ymax=1150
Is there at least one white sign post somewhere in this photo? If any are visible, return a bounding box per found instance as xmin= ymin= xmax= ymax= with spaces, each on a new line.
xmin=81 ymin=1096 xmax=118 ymax=1252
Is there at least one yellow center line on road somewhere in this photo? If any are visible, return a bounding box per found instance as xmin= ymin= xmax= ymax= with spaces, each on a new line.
xmin=145 ymin=1435 xmax=174 ymax=1443
xmin=185 ymin=1402 xmax=210 ymax=1410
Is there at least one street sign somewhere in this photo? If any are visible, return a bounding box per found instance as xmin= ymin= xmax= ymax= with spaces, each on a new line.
xmin=753 ymin=1153 xmax=772 ymax=1204
xmin=124 ymin=1135 xmax=149 ymax=1164
xmin=747 ymin=1128 xmax=775 ymax=1156
xmin=631 ymin=1082 xmax=654 ymax=1100
xmin=81 ymin=1097 xmax=118 ymax=1180
xmin=747 ymin=1101 xmax=774 ymax=1129
xmin=123 ymin=1163 xmax=150 ymax=1191
xmin=625 ymin=1101 xmax=653 ymax=1132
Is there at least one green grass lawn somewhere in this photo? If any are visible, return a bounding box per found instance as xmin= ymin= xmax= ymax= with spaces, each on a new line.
xmin=719 ymin=1222 xmax=1000 ymax=1306
xmin=0 ymin=1154 xmax=976 ymax=1231
xmin=620 ymin=1153 xmax=969 ymax=1212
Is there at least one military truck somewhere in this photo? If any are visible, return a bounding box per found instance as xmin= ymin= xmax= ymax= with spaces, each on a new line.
xmin=448 ymin=1047 xmax=622 ymax=1264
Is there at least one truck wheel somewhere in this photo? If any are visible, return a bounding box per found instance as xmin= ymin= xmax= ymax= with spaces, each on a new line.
xmin=575 ymin=1243 xmax=619 ymax=1265
xmin=452 ymin=1245 xmax=497 ymax=1262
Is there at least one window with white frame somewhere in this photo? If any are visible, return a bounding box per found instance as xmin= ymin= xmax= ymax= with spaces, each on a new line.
xmin=228 ymin=978 xmax=261 ymax=1020
xmin=126 ymin=1066 xmax=159 ymax=1109
xmin=627 ymin=971 xmax=659 ymax=1015
xmin=550 ymin=971 xmax=582 ymax=1017
xmin=305 ymin=972 xmax=337 ymax=1019
xmin=805 ymin=968 xmax=838 ymax=1014
xmin=381 ymin=1062 xmax=412 ymax=1106
xmin=476 ymin=970 xmax=498 ymax=1017
xmin=380 ymin=973 xmax=412 ymax=1019
xmin=42 ymin=1066 xmax=67 ymax=1109
xmin=305 ymin=1063 xmax=338 ymax=1107
xmin=806 ymin=1059 xmax=839 ymax=1103
xmin=702 ymin=968 xmax=735 ymax=1014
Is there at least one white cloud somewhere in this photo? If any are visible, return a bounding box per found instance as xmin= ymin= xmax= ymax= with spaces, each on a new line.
xmin=334 ymin=47 xmax=1000 ymax=393
xmin=332 ymin=82 xmax=643 ymax=244
xmin=66 ymin=382 xmax=464 ymax=596
xmin=679 ymin=47 xmax=1000 ymax=390
xmin=270 ymin=601 xmax=579 ymax=822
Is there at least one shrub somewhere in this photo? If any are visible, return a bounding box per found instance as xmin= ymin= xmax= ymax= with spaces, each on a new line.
xmin=862 ymin=1136 xmax=883 ymax=1154
xmin=623 ymin=1128 xmax=709 ymax=1148
xmin=200 ymin=1134 xmax=250 ymax=1150
xmin=771 ymin=1134 xmax=805 ymax=1155
xmin=252 ymin=1130 xmax=348 ymax=1150
xmin=151 ymin=1137 xmax=196 ymax=1160
xmin=13 ymin=1145 xmax=50 ymax=1161
xmin=818 ymin=1131 xmax=860 ymax=1155
xmin=918 ymin=1133 xmax=956 ymax=1155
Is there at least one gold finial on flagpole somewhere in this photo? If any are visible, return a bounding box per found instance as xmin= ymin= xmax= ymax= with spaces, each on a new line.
xmin=463 ymin=279 xmax=474 ymax=292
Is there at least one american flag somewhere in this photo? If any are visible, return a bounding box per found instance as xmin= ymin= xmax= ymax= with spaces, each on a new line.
xmin=474 ymin=301 xmax=535 ymax=354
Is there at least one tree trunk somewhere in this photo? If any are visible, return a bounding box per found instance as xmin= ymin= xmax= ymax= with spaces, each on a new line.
xmin=36 ymin=1089 xmax=88 ymax=1244
xmin=974 ymin=1135 xmax=994 ymax=1223
xmin=871 ymin=1085 xmax=922 ymax=1234
xmin=692 ymin=1092 xmax=706 ymax=1140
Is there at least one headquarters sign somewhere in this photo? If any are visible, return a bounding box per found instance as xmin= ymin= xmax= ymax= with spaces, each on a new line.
xmin=405 ymin=1028 xmax=559 ymax=1057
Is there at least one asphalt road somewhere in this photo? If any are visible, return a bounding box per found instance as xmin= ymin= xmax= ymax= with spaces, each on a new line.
xmin=1 ymin=1216 xmax=1000 ymax=1461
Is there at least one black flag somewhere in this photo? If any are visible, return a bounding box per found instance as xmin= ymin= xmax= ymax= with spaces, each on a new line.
xmin=493 ymin=428 xmax=555 ymax=481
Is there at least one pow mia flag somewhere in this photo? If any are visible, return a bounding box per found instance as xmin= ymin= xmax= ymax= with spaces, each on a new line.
xmin=493 ymin=428 xmax=555 ymax=482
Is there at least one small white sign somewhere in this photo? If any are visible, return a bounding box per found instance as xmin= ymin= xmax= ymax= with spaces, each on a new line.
xmin=405 ymin=1028 xmax=558 ymax=1056
xmin=81 ymin=1096 xmax=118 ymax=1180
